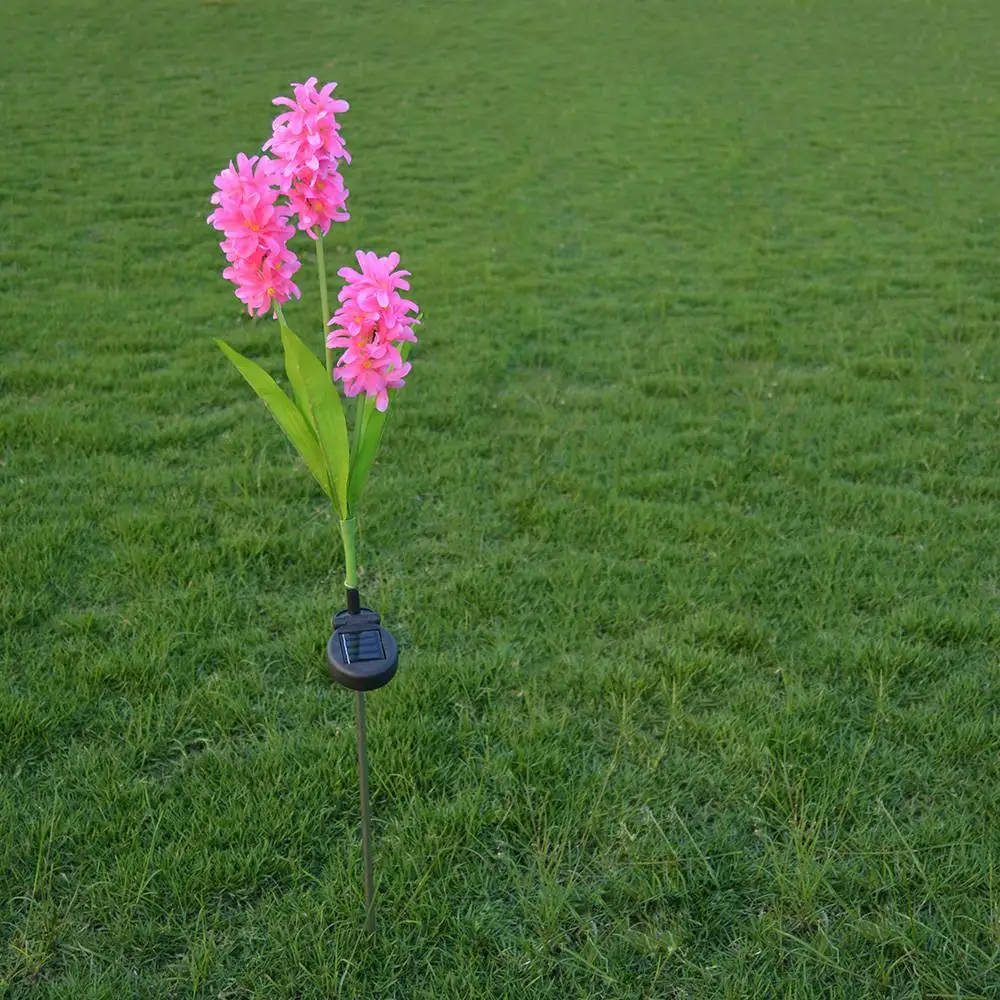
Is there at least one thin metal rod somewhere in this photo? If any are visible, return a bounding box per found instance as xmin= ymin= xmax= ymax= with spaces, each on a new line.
xmin=355 ymin=689 xmax=375 ymax=935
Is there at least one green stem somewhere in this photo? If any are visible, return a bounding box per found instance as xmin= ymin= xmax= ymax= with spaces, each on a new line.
xmin=274 ymin=300 xmax=287 ymax=328
xmin=316 ymin=236 xmax=332 ymax=376
xmin=340 ymin=516 xmax=359 ymax=590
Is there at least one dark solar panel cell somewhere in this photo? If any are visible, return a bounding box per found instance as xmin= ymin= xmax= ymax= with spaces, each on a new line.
xmin=341 ymin=629 xmax=386 ymax=664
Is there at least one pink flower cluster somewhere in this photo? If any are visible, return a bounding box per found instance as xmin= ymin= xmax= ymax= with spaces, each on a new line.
xmin=264 ymin=77 xmax=351 ymax=238
xmin=207 ymin=153 xmax=301 ymax=316
xmin=209 ymin=79 xmax=351 ymax=313
xmin=326 ymin=251 xmax=419 ymax=411
xmin=210 ymin=82 xmax=419 ymax=410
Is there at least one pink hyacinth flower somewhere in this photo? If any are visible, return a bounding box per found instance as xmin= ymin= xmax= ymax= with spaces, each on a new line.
xmin=265 ymin=77 xmax=350 ymax=171
xmin=286 ymin=166 xmax=350 ymax=238
xmin=265 ymin=78 xmax=351 ymax=238
xmin=208 ymin=152 xmax=301 ymax=317
xmin=326 ymin=250 xmax=419 ymax=410
xmin=337 ymin=349 xmax=412 ymax=412
xmin=337 ymin=250 xmax=411 ymax=311
xmin=223 ymin=245 xmax=301 ymax=317
xmin=208 ymin=154 xmax=286 ymax=238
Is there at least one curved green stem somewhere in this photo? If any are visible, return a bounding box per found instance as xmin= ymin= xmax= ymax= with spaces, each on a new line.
xmin=316 ymin=236 xmax=332 ymax=376
xmin=340 ymin=516 xmax=359 ymax=590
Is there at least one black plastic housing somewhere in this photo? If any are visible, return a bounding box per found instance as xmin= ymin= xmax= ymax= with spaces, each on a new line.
xmin=327 ymin=606 xmax=399 ymax=692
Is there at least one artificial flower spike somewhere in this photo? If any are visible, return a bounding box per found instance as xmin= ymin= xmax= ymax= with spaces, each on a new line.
xmin=208 ymin=79 xmax=418 ymax=936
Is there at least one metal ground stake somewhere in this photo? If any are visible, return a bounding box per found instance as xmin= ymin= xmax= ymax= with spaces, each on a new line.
xmin=355 ymin=690 xmax=375 ymax=935
xmin=328 ymin=588 xmax=399 ymax=936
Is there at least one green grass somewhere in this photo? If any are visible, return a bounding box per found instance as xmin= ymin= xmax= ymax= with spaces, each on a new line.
xmin=2 ymin=0 xmax=1000 ymax=996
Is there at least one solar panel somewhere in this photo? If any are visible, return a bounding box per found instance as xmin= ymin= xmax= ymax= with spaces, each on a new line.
xmin=341 ymin=629 xmax=386 ymax=664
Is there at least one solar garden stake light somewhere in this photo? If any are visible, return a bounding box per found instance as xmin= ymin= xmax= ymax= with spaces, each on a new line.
xmin=207 ymin=78 xmax=419 ymax=936
xmin=326 ymin=534 xmax=400 ymax=936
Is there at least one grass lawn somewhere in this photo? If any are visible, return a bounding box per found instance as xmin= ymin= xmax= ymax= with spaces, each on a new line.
xmin=2 ymin=0 xmax=1000 ymax=995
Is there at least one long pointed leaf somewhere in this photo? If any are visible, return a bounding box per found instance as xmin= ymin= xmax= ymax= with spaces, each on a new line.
xmin=215 ymin=339 xmax=332 ymax=499
xmin=280 ymin=324 xmax=350 ymax=517
xmin=348 ymin=405 xmax=388 ymax=514
xmin=283 ymin=343 xmax=312 ymax=424
xmin=351 ymin=393 xmax=376 ymax=465
xmin=347 ymin=340 xmax=415 ymax=512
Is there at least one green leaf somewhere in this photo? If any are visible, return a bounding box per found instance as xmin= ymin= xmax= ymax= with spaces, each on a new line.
xmin=279 ymin=324 xmax=350 ymax=518
xmin=347 ymin=340 xmax=415 ymax=512
xmin=348 ymin=402 xmax=388 ymax=514
xmin=215 ymin=339 xmax=332 ymax=499
xmin=351 ymin=393 xmax=376 ymax=465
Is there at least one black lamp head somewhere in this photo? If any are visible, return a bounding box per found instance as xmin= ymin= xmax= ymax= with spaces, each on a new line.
xmin=327 ymin=606 xmax=399 ymax=691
